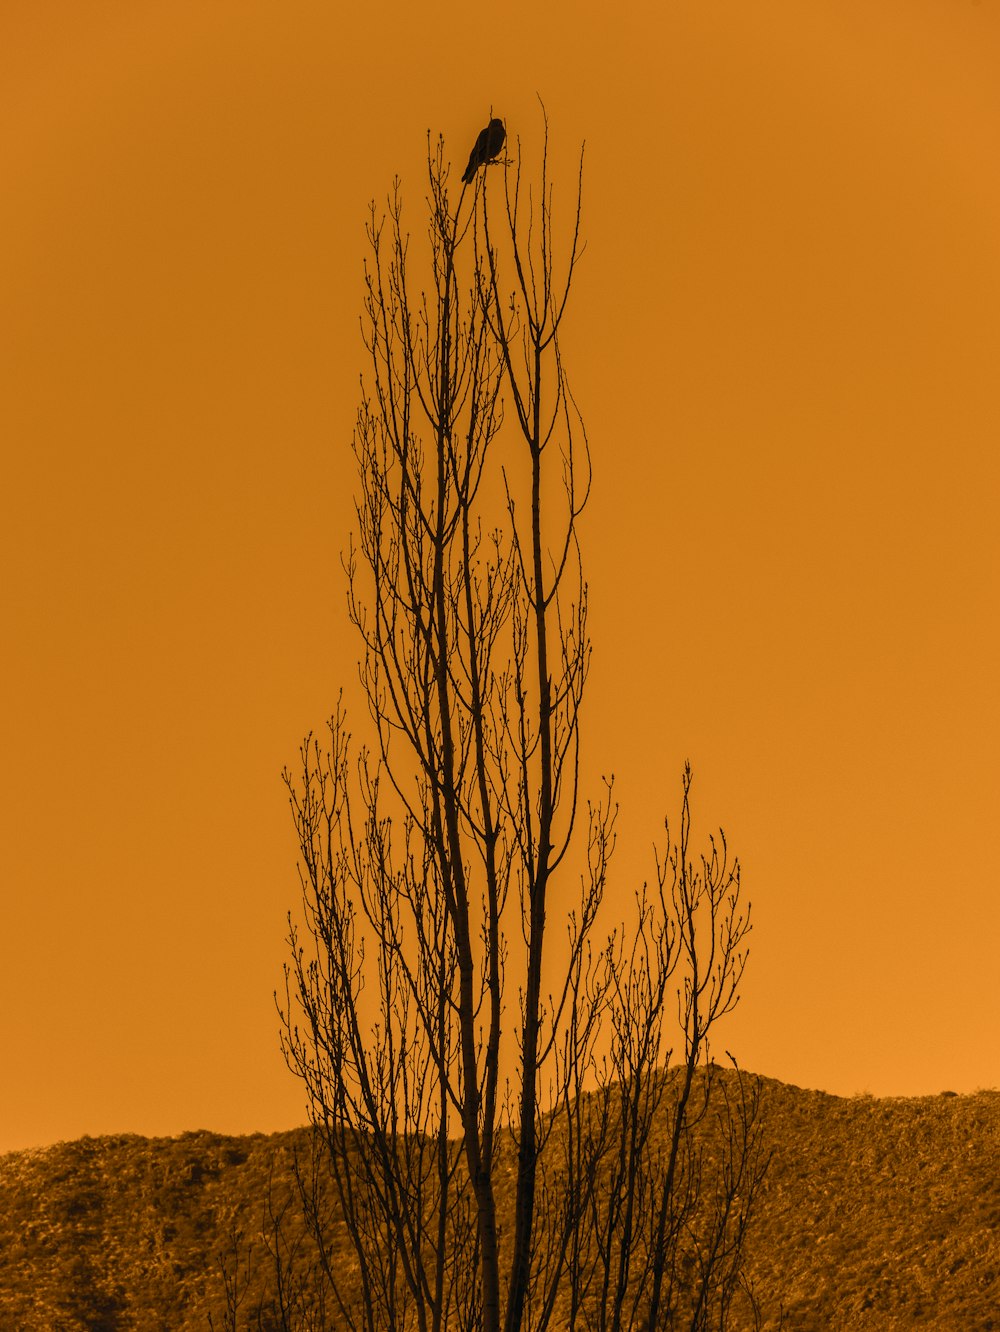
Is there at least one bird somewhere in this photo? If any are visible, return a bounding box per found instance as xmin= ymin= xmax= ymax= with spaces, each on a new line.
xmin=462 ymin=118 xmax=506 ymax=185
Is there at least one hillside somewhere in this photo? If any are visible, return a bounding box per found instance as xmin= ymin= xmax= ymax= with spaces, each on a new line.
xmin=0 ymin=1075 xmax=996 ymax=1330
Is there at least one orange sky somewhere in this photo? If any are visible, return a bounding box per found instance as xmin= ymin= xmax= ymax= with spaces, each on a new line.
xmin=2 ymin=0 xmax=998 ymax=1154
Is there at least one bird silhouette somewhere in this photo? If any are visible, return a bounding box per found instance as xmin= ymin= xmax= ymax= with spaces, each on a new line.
xmin=462 ymin=118 xmax=506 ymax=185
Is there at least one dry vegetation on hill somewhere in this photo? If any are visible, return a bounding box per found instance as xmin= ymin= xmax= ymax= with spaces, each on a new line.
xmin=1 ymin=1073 xmax=996 ymax=1330
xmin=739 ymin=1079 xmax=999 ymax=1330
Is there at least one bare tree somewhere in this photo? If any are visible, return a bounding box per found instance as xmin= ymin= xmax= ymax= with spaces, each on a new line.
xmin=268 ymin=111 xmax=768 ymax=1332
